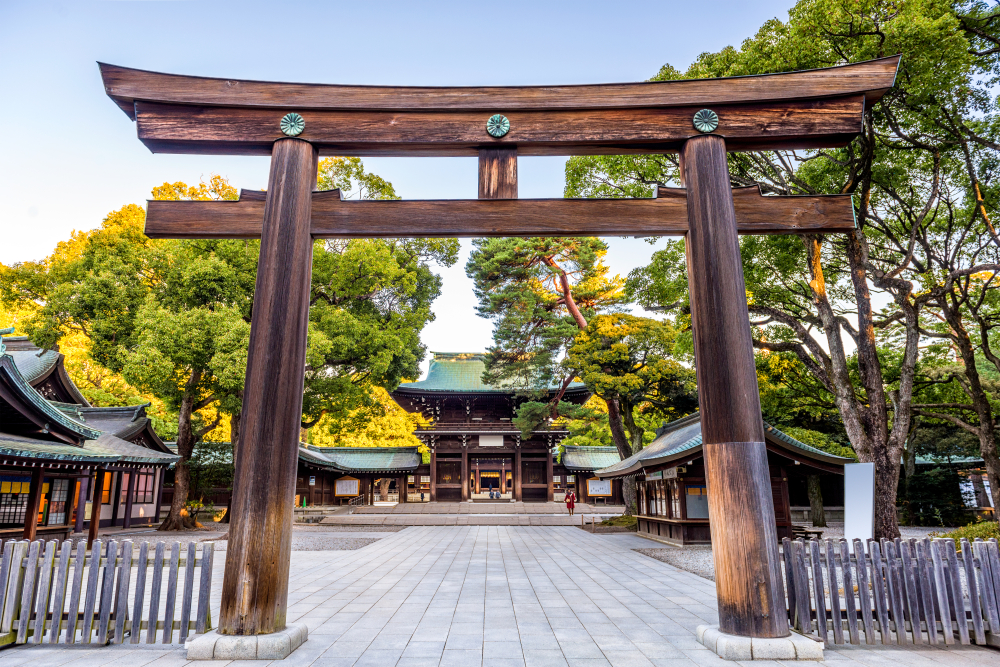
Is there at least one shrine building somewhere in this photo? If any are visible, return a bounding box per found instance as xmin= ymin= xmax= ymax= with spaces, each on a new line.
xmin=0 ymin=335 xmax=177 ymax=541
xmin=390 ymin=352 xmax=620 ymax=503
xmin=595 ymin=412 xmax=850 ymax=545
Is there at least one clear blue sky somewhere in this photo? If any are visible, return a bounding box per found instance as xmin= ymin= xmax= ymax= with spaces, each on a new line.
xmin=0 ymin=0 xmax=794 ymax=375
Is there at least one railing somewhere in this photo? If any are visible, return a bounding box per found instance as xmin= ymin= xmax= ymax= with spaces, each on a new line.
xmin=415 ymin=423 xmax=569 ymax=433
xmin=0 ymin=538 xmax=214 ymax=646
xmin=781 ymin=536 xmax=1000 ymax=646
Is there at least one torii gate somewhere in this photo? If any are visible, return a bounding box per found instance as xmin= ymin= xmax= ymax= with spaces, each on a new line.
xmin=100 ymin=57 xmax=898 ymax=653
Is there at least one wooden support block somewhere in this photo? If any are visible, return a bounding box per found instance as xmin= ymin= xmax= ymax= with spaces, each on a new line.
xmin=479 ymin=148 xmax=517 ymax=199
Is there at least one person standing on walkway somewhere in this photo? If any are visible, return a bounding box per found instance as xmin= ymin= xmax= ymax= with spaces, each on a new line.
xmin=565 ymin=489 xmax=576 ymax=517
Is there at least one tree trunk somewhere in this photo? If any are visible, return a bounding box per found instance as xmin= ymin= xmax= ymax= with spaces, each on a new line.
xmin=606 ymin=397 xmax=636 ymax=514
xmin=620 ymin=397 xmax=645 ymax=455
xmin=379 ymin=477 xmax=390 ymax=502
xmin=159 ymin=373 xmax=200 ymax=531
xmin=902 ymin=437 xmax=917 ymax=525
xmin=806 ymin=475 xmax=826 ymax=527
xmin=941 ymin=299 xmax=1000 ymax=523
xmin=219 ymin=409 xmax=240 ymax=524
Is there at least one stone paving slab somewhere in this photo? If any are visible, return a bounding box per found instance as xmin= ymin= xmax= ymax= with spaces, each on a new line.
xmin=3 ymin=526 xmax=998 ymax=667
xmin=352 ymin=503 xmax=624 ymax=515
xmin=321 ymin=515 xmax=588 ymax=527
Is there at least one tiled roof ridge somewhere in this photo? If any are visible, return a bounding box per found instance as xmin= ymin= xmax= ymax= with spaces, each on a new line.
xmin=311 ymin=445 xmax=421 ymax=452
xmin=0 ymin=354 xmax=102 ymax=441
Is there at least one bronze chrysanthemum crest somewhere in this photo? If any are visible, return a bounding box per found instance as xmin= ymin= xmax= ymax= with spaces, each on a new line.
xmin=486 ymin=114 xmax=510 ymax=138
xmin=693 ymin=109 xmax=719 ymax=133
xmin=280 ymin=113 xmax=305 ymax=137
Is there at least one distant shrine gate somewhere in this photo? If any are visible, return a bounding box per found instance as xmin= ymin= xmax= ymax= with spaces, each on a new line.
xmin=100 ymin=58 xmax=899 ymax=642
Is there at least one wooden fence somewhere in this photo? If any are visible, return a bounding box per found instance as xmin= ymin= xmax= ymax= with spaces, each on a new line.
xmin=0 ymin=538 xmax=214 ymax=646
xmin=782 ymin=536 xmax=1000 ymax=646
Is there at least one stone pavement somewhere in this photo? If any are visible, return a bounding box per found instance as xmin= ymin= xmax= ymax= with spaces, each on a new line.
xmin=3 ymin=526 xmax=999 ymax=667
xmin=353 ymin=502 xmax=625 ymax=514
xmin=321 ymin=503 xmax=625 ymax=526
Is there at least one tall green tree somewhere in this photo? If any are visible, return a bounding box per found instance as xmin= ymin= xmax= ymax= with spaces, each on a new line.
xmin=566 ymin=0 xmax=1000 ymax=539
xmin=304 ymin=158 xmax=459 ymax=436
xmin=566 ymin=313 xmax=697 ymax=512
xmin=465 ymin=236 xmax=623 ymax=415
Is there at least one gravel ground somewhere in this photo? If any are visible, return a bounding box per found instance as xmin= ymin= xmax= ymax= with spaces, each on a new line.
xmin=293 ymin=524 xmax=406 ymax=533
xmin=634 ymin=545 xmax=716 ymax=581
xmin=70 ymin=524 xmax=395 ymax=552
xmin=631 ymin=524 xmax=956 ymax=583
xmin=805 ymin=523 xmax=947 ymax=540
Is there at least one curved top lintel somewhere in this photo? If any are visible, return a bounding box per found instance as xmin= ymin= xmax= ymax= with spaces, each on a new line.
xmin=100 ymin=56 xmax=900 ymax=120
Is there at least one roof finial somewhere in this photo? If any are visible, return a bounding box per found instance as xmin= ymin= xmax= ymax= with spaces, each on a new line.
xmin=0 ymin=327 xmax=14 ymax=354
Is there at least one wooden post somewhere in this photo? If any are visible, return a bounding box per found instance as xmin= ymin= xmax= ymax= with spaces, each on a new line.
xmin=681 ymin=134 xmax=788 ymax=638
xmin=461 ymin=449 xmax=469 ymax=501
xmin=122 ymin=471 xmax=136 ymax=529
xmin=514 ymin=451 xmax=522 ymax=501
xmin=398 ymin=476 xmax=407 ymax=503
xmin=153 ymin=467 xmax=165 ymax=524
xmin=219 ymin=138 xmax=318 ymax=636
xmin=429 ymin=449 xmax=437 ymax=502
xmin=478 ymin=148 xmax=517 ymax=199
xmin=74 ymin=476 xmax=88 ymax=533
xmin=22 ymin=467 xmax=44 ymax=541
xmin=546 ymin=446 xmax=554 ymax=502
xmin=88 ymin=468 xmax=105 ymax=549
xmin=110 ymin=471 xmax=122 ymax=527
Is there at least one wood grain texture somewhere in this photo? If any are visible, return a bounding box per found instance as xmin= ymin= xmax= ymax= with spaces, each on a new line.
xmin=22 ymin=468 xmax=43 ymax=541
xmin=219 ymin=138 xmax=317 ymax=636
xmin=683 ymin=135 xmax=788 ymax=637
xmin=87 ymin=469 xmax=105 ymax=550
xmin=99 ymin=57 xmax=899 ymax=118
xmin=132 ymin=97 xmax=865 ymax=156
xmin=479 ymin=148 xmax=517 ymax=199
xmin=144 ymin=187 xmax=856 ymax=239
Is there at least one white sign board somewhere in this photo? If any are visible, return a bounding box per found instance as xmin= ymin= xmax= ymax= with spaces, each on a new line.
xmin=479 ymin=435 xmax=504 ymax=447
xmin=844 ymin=462 xmax=875 ymax=545
xmin=587 ymin=478 xmax=612 ymax=497
xmin=335 ymin=477 xmax=360 ymax=497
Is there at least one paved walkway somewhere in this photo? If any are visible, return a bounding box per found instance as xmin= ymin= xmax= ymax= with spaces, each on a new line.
xmin=322 ymin=503 xmax=626 ymax=525
xmin=353 ymin=502 xmax=625 ymax=515
xmin=3 ymin=527 xmax=999 ymax=667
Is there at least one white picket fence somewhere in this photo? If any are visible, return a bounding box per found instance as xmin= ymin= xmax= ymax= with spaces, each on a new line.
xmin=0 ymin=538 xmax=214 ymax=646
xmin=782 ymin=536 xmax=1000 ymax=646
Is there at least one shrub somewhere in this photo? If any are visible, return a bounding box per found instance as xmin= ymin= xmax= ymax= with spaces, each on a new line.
xmin=930 ymin=518 xmax=1000 ymax=543
xmin=601 ymin=515 xmax=638 ymax=529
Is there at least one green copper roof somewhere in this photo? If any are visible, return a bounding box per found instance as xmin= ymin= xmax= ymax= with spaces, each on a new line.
xmin=562 ymin=446 xmax=621 ymax=472
xmin=7 ymin=348 xmax=60 ymax=384
xmin=302 ymin=446 xmax=421 ymax=473
xmin=0 ymin=355 xmax=102 ymax=441
xmin=396 ymin=352 xmax=587 ymax=394
xmin=0 ymin=434 xmax=119 ymax=463
xmin=5 ymin=336 xmax=90 ymax=406
xmin=596 ymin=412 xmax=852 ymax=478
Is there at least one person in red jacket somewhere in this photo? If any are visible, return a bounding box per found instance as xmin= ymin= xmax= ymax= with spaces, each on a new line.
xmin=565 ymin=489 xmax=576 ymax=517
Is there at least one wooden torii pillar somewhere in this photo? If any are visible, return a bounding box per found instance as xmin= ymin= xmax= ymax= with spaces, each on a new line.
xmin=100 ymin=57 xmax=897 ymax=642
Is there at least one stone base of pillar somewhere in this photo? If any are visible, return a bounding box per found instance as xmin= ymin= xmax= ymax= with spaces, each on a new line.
xmin=695 ymin=625 xmax=823 ymax=661
xmin=187 ymin=624 xmax=308 ymax=660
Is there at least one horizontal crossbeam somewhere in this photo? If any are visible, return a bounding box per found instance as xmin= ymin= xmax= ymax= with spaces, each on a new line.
xmin=144 ymin=186 xmax=855 ymax=239
xmin=101 ymin=58 xmax=898 ymax=114
xmin=101 ymin=58 xmax=899 ymax=157
xmin=133 ymin=98 xmax=866 ymax=157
